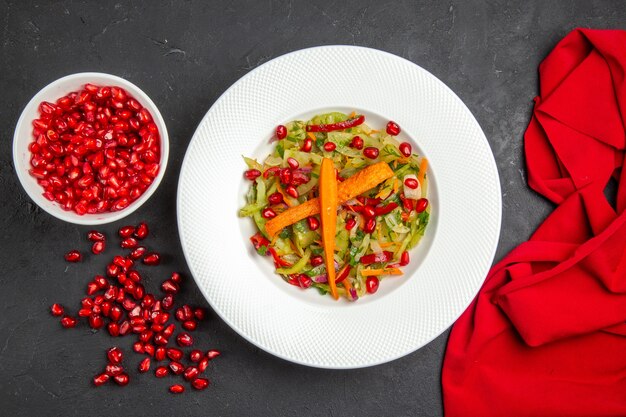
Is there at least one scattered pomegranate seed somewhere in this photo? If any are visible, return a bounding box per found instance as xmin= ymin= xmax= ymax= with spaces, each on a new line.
xmin=362 ymin=205 xmax=376 ymax=218
xmin=183 ymin=366 xmax=199 ymax=381
xmin=363 ymin=147 xmax=379 ymax=159
xmin=206 ymin=350 xmax=221 ymax=359
xmin=286 ymin=157 xmax=299 ymax=169
xmin=169 ymin=384 xmax=185 ymax=394
xmin=161 ymin=280 xmax=179 ymax=294
xmin=301 ymin=138 xmax=313 ymax=152
xmin=105 ymin=364 xmax=124 ymax=376
xmin=198 ymin=357 xmax=210 ymax=372
xmin=345 ymin=218 xmax=357 ymax=231
xmin=261 ymin=208 xmax=277 ymax=219
xmin=107 ymin=347 xmax=124 ymax=364
xmin=93 ymin=373 xmax=110 ymax=386
xmin=155 ymin=347 xmax=166 ymax=361
xmin=169 ymin=361 xmax=184 ymax=375
xmin=386 ymin=121 xmax=401 ymax=135
xmin=120 ymin=237 xmax=138 ymax=249
xmin=155 ymin=366 xmax=169 ymax=378
xmin=142 ymin=253 xmax=160 ymax=265
xmin=134 ymin=222 xmax=148 ymax=239
xmin=400 ymin=251 xmax=410 ymax=266
xmin=138 ymin=357 xmax=151 ymax=373
xmin=310 ymin=255 xmax=324 ymax=267
xmin=244 ymin=169 xmax=261 ymax=181
xmin=279 ymin=168 xmax=292 ymax=185
xmin=64 ymin=250 xmax=81 ymax=262
xmin=176 ymin=332 xmax=193 ymax=347
xmin=190 ymin=350 xmax=203 ymax=362
xmin=89 ymin=314 xmax=104 ymax=329
xmin=415 ymin=198 xmax=429 ymax=213
xmin=323 ymin=142 xmax=336 ymax=152
xmin=399 ymin=142 xmax=412 ymax=157
xmin=182 ymin=320 xmax=197 ymax=331
xmin=366 ymin=277 xmax=380 ymax=294
xmin=129 ymin=246 xmax=147 ymax=260
xmin=284 ymin=185 xmax=299 ymax=199
xmin=194 ymin=308 xmax=205 ymax=321
xmin=276 ymin=124 xmax=287 ymax=140
xmin=350 ymin=136 xmax=364 ymax=150
xmin=162 ymin=294 xmax=174 ymax=309
xmin=60 ymin=315 xmax=77 ymax=328
xmin=92 ymin=241 xmax=105 ymax=254
xmin=364 ymin=218 xmax=376 ymax=234
xmin=50 ymin=303 xmax=64 ymax=316
xmin=113 ymin=373 xmax=129 ymax=386
xmin=268 ymin=192 xmax=284 ymax=205
xmin=192 ymin=378 xmax=209 ymax=390
xmin=118 ymin=225 xmax=135 ymax=238
xmin=87 ymin=231 xmax=105 ymax=242
xmin=404 ymin=178 xmax=418 ymax=189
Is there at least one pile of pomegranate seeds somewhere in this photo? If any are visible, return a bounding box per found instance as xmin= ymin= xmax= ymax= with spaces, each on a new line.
xmin=50 ymin=222 xmax=219 ymax=394
xmin=29 ymin=84 xmax=161 ymax=215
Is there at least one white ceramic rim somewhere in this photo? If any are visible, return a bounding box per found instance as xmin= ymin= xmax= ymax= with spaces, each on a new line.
xmin=177 ymin=45 xmax=502 ymax=369
xmin=12 ymin=72 xmax=169 ymax=225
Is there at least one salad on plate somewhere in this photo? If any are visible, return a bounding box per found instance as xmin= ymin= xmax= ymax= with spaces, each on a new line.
xmin=239 ymin=112 xmax=430 ymax=301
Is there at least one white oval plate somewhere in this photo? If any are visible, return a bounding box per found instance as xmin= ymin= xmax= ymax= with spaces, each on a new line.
xmin=177 ymin=46 xmax=501 ymax=369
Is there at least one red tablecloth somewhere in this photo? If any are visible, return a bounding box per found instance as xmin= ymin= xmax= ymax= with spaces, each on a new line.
xmin=442 ymin=28 xmax=626 ymax=417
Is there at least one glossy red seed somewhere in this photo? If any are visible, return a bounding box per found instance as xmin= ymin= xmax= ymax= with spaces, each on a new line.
xmin=155 ymin=347 xmax=166 ymax=361
xmin=169 ymin=384 xmax=185 ymax=394
xmin=182 ymin=320 xmax=197 ymax=331
xmin=87 ymin=231 xmax=105 ymax=242
xmin=184 ymin=366 xmax=199 ymax=381
xmin=198 ymin=357 xmax=210 ymax=372
xmin=129 ymin=246 xmax=147 ymax=260
xmin=310 ymin=255 xmax=324 ymax=267
xmin=161 ymin=280 xmax=179 ymax=294
xmin=133 ymin=342 xmax=145 ymax=353
xmin=301 ymin=138 xmax=313 ymax=152
xmin=91 ymin=241 xmax=105 ymax=254
xmin=194 ymin=308 xmax=206 ymax=321
xmin=415 ymin=198 xmax=429 ymax=213
xmin=350 ymin=136 xmax=364 ymax=150
xmin=404 ymin=178 xmax=418 ymax=189
xmin=108 ymin=323 xmax=120 ymax=336
xmin=113 ymin=373 xmax=129 ymax=386
xmin=89 ymin=314 xmax=104 ymax=329
xmin=279 ymin=168 xmax=292 ymax=185
xmin=276 ymin=124 xmax=287 ymax=140
xmin=400 ymin=250 xmax=410 ymax=266
xmin=399 ymin=142 xmax=412 ymax=157
xmin=144 ymin=343 xmax=155 ymax=357
xmin=169 ymin=362 xmax=184 ymax=375
xmin=105 ymin=364 xmax=124 ymax=376
xmin=323 ymin=142 xmax=336 ymax=152
xmin=162 ymin=295 xmax=174 ymax=310
xmin=143 ymin=253 xmax=160 ymax=265
xmin=286 ymin=157 xmax=299 ymax=169
xmin=107 ymin=347 xmax=124 ymax=364
xmin=244 ymin=169 xmax=261 ymax=181
xmin=169 ymin=272 xmax=182 ymax=284
xmin=50 ymin=303 xmax=64 ymax=316
xmin=366 ymin=277 xmax=380 ymax=294
xmin=386 ymin=121 xmax=400 ymax=136
xmin=60 ymin=315 xmax=77 ymax=328
xmin=154 ymin=334 xmax=168 ymax=346
xmin=363 ymin=147 xmax=379 ymax=159
xmin=138 ymin=357 xmax=151 ymax=373
xmin=285 ymin=185 xmax=299 ymax=199
xmin=176 ymin=332 xmax=193 ymax=347
xmin=189 ymin=350 xmax=203 ymax=363
xmin=118 ymin=225 xmax=135 ymax=238
xmin=206 ymin=350 xmax=221 ymax=359
xmin=268 ymin=192 xmax=284 ymax=205
xmin=345 ymin=218 xmax=356 ymax=231
xmin=93 ymin=373 xmax=110 ymax=386
xmin=192 ymin=378 xmax=209 ymax=390
xmin=364 ymin=218 xmax=376 ymax=234
xmin=134 ymin=222 xmax=148 ymax=239
xmin=166 ymin=347 xmax=183 ymax=361
xmin=362 ymin=205 xmax=376 ymax=218
xmin=261 ymin=208 xmax=277 ymax=219
xmin=64 ymin=250 xmax=81 ymax=262
xmin=155 ymin=366 xmax=169 ymax=378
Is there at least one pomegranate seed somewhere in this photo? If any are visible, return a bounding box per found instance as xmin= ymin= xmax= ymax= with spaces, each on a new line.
xmin=404 ymin=178 xmax=418 ymax=189
xmin=166 ymin=348 xmax=183 ymax=361
xmin=91 ymin=241 xmax=105 ymax=254
xmin=60 ymin=315 xmax=77 ymax=328
xmin=93 ymin=373 xmax=110 ymax=386
xmin=190 ymin=350 xmax=203 ymax=362
xmin=415 ymin=198 xmax=429 ymax=213
xmin=169 ymin=361 xmax=184 ymax=375
xmin=107 ymin=347 xmax=124 ymax=364
xmin=154 ymin=334 xmax=168 ymax=346
xmin=366 ymin=277 xmax=380 ymax=294
xmin=50 ymin=303 xmax=64 ymax=316
xmin=206 ymin=350 xmax=221 ymax=359
xmin=139 ymin=330 xmax=153 ymax=343
xmin=301 ymin=138 xmax=313 ymax=152
xmin=64 ymin=250 xmax=81 ymax=262
xmin=400 ymin=251 xmax=410 ymax=266
xmin=155 ymin=366 xmax=169 ymax=378
xmin=261 ymin=208 xmax=277 ymax=219
xmin=279 ymin=168 xmax=292 ymax=185
xmin=363 ymin=147 xmax=379 ymax=159
xmin=155 ymin=347 xmax=166 ymax=361
xmin=138 ymin=357 xmax=151 ymax=373
xmin=263 ymin=192 xmax=282 ymax=207
xmin=286 ymin=157 xmax=299 ymax=169
xmin=285 ymin=185 xmax=299 ymax=199
xmin=184 ymin=366 xmax=199 ymax=381
xmin=183 ymin=320 xmax=197 ymax=331
xmin=362 ymin=205 xmax=376 ymax=218
xmin=323 ymin=142 xmax=336 ymax=152
xmin=169 ymin=272 xmax=182 ymax=284
xmin=108 ymin=323 xmax=120 ymax=336
xmin=118 ymin=225 xmax=135 ymax=238
xmin=176 ymin=332 xmax=193 ymax=347
xmin=192 ymin=378 xmax=210 ymax=390
xmin=350 ymin=136 xmax=364 ymax=149
xmin=121 ymin=237 xmax=138 ymax=249
xmin=79 ymin=308 xmax=92 ymax=317
xmin=162 ymin=295 xmax=174 ymax=310
xmin=310 ymin=255 xmax=324 ymax=267
xmin=345 ymin=218 xmax=356 ymax=230
xmin=244 ymin=169 xmax=261 ymax=181
xmin=386 ymin=121 xmax=401 ymax=135
xmin=89 ymin=314 xmax=104 ymax=329
xmin=105 ymin=364 xmax=124 ymax=376
xmin=161 ymin=280 xmax=179 ymax=294
xmin=113 ymin=373 xmax=129 ymax=386
xmin=399 ymin=142 xmax=412 ymax=157
xmin=128 ymin=270 xmax=141 ymax=283
xmin=276 ymin=124 xmax=287 ymax=140
xmin=87 ymin=231 xmax=105 ymax=242
xmin=134 ymin=222 xmax=148 ymax=239
xmin=198 ymin=357 xmax=210 ymax=372
xmin=194 ymin=308 xmax=206 ymax=321
xmin=297 ymin=274 xmax=312 ymax=288
xmin=133 ymin=342 xmax=145 ymax=353
xmin=364 ymin=218 xmax=376 ymax=234
xmin=143 ymin=253 xmax=160 ymax=265
xmin=169 ymin=384 xmax=185 ymax=394
xmin=129 ymin=246 xmax=147 ymax=260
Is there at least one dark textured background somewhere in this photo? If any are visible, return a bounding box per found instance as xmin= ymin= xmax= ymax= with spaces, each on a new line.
xmin=2 ymin=1 xmax=625 ymax=416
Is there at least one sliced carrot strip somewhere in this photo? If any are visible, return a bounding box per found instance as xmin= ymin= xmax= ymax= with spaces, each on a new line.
xmin=265 ymin=162 xmax=394 ymax=237
xmin=319 ymin=158 xmax=338 ymax=300
xmin=417 ymin=157 xmax=429 ymax=185
xmin=361 ymin=268 xmax=404 ymax=277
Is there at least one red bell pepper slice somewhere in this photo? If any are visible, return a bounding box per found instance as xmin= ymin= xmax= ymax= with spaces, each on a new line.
xmin=335 ymin=265 xmax=351 ymax=284
xmin=374 ymin=202 xmax=399 ymax=216
xmin=250 ymin=233 xmax=270 ymax=253
xmin=268 ymin=247 xmax=292 ymax=267
xmin=306 ymin=115 xmax=365 ymax=133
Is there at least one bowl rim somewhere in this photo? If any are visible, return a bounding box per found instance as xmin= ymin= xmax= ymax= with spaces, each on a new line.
xmin=12 ymin=71 xmax=169 ymax=225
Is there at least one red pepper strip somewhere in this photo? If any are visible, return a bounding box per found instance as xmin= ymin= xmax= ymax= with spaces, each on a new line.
xmin=335 ymin=265 xmax=351 ymax=284
xmin=359 ymin=251 xmax=394 ymax=265
xmin=250 ymin=233 xmax=270 ymax=252
xmin=374 ymin=202 xmax=399 ymax=216
xmin=399 ymin=193 xmax=414 ymax=212
xmin=345 ymin=204 xmax=364 ymax=213
xmin=268 ymin=247 xmax=292 ymax=267
xmin=357 ymin=196 xmax=382 ymax=206
xmin=263 ymin=166 xmax=280 ymax=179
xmin=306 ymin=115 xmax=365 ymax=133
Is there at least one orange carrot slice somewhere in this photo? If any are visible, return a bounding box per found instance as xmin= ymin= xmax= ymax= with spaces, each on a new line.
xmin=319 ymin=158 xmax=339 ymax=300
xmin=417 ymin=157 xmax=428 ymax=185
xmin=360 ymin=268 xmax=404 ymax=277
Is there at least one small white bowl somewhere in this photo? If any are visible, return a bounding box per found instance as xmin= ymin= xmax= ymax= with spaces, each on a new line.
xmin=13 ymin=72 xmax=169 ymax=225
